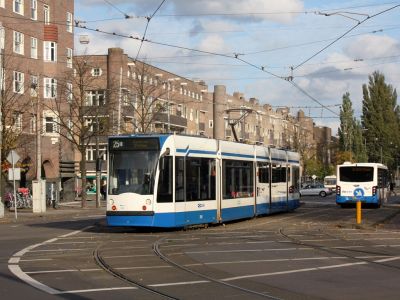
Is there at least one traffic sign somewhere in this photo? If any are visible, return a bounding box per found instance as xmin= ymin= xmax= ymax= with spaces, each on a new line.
xmin=6 ymin=150 xmax=20 ymax=164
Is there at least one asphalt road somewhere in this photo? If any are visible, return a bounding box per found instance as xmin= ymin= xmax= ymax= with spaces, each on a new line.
xmin=1 ymin=195 xmax=400 ymax=299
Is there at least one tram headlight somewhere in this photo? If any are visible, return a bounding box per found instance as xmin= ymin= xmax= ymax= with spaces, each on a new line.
xmin=146 ymin=199 xmax=151 ymax=205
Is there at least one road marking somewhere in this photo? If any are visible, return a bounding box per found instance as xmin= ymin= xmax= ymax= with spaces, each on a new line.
xmin=222 ymin=262 xmax=368 ymax=281
xmin=374 ymin=256 xmax=400 ymax=263
xmin=29 ymin=248 xmax=92 ymax=252
xmin=149 ymin=280 xmax=209 ymax=287
xmin=185 ymin=247 xmax=312 ymax=254
xmin=8 ymin=225 xmax=93 ymax=295
xmin=8 ymin=264 xmax=60 ymax=294
xmin=19 ymin=258 xmax=53 ymax=262
xmin=55 ymin=287 xmax=137 ymax=294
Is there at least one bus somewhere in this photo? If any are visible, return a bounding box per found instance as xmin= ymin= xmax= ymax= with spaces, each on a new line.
xmin=106 ymin=134 xmax=301 ymax=228
xmin=323 ymin=175 xmax=337 ymax=191
xmin=336 ymin=162 xmax=389 ymax=208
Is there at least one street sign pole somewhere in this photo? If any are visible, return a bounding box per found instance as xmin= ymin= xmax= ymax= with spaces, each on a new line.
xmin=11 ymin=151 xmax=17 ymax=220
xmin=7 ymin=150 xmax=20 ymax=220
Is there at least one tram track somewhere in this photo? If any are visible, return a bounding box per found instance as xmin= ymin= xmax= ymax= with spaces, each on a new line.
xmin=153 ymin=237 xmax=282 ymax=300
xmin=278 ymin=226 xmax=400 ymax=272
xmin=93 ymin=243 xmax=179 ymax=300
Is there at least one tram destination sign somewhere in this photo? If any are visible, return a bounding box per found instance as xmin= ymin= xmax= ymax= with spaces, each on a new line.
xmin=109 ymin=137 xmax=160 ymax=151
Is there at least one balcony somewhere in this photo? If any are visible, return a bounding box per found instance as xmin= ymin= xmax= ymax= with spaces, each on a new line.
xmin=153 ymin=113 xmax=187 ymax=128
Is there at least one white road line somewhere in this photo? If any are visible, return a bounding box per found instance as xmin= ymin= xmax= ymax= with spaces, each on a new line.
xmin=55 ymin=287 xmax=137 ymax=294
xmin=222 ymin=262 xmax=368 ymax=281
xmin=19 ymin=258 xmax=53 ymax=262
xmin=29 ymin=248 xmax=92 ymax=252
xmin=149 ymin=280 xmax=209 ymax=287
xmin=374 ymin=256 xmax=400 ymax=263
xmin=8 ymin=264 xmax=60 ymax=294
xmin=8 ymin=225 xmax=93 ymax=295
xmin=49 ymin=241 xmax=98 ymax=245
xmin=103 ymin=254 xmax=154 ymax=259
xmin=185 ymin=247 xmax=312 ymax=254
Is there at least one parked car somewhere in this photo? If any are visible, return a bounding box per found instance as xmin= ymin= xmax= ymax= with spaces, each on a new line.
xmin=300 ymin=184 xmax=332 ymax=197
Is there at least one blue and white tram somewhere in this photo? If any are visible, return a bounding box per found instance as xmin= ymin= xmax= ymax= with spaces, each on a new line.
xmin=106 ymin=134 xmax=300 ymax=227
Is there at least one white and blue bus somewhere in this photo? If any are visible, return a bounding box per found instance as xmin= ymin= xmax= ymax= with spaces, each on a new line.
xmin=336 ymin=162 xmax=389 ymax=208
xmin=106 ymin=134 xmax=301 ymax=228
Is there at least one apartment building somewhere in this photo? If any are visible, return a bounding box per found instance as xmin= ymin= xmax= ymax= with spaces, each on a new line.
xmin=0 ymin=1 xmax=74 ymax=194
xmin=79 ymin=47 xmax=330 ymax=184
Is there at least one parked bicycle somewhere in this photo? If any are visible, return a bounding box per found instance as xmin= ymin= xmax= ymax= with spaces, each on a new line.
xmin=5 ymin=188 xmax=33 ymax=209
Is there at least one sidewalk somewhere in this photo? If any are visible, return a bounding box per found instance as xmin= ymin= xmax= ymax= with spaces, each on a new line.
xmin=0 ymin=199 xmax=106 ymax=224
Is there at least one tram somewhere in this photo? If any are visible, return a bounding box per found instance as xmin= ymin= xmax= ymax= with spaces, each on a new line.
xmin=336 ymin=162 xmax=389 ymax=207
xmin=106 ymin=134 xmax=300 ymax=227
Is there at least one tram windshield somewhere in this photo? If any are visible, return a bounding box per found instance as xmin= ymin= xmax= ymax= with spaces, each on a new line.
xmin=109 ymin=150 xmax=159 ymax=195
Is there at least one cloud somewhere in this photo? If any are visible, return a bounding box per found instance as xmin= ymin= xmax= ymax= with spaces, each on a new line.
xmin=79 ymin=0 xmax=304 ymax=23
xmin=344 ymin=34 xmax=400 ymax=58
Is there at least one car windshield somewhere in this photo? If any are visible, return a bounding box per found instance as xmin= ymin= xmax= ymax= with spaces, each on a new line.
xmin=109 ymin=150 xmax=159 ymax=195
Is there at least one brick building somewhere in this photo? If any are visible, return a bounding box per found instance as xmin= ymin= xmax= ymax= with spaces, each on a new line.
xmin=79 ymin=48 xmax=327 ymax=183
xmin=0 ymin=1 xmax=74 ymax=196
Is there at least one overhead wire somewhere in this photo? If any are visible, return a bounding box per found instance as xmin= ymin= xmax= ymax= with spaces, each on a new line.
xmin=75 ymin=4 xmax=400 ymax=117
xmin=292 ymin=4 xmax=400 ymax=70
xmin=134 ymin=0 xmax=167 ymax=62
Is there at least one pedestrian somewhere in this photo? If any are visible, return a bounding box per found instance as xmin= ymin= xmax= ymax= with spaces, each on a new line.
xmin=389 ymin=181 xmax=397 ymax=197
xmin=100 ymin=180 xmax=107 ymax=200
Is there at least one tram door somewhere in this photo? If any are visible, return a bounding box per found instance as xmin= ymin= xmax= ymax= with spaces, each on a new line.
xmin=256 ymin=162 xmax=271 ymax=215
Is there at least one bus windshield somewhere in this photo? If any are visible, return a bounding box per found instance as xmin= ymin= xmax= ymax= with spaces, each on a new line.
xmin=339 ymin=166 xmax=374 ymax=182
xmin=109 ymin=150 xmax=159 ymax=195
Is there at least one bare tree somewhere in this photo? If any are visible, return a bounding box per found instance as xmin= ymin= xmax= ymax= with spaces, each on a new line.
xmin=0 ymin=54 xmax=36 ymax=188
xmin=121 ymin=61 xmax=174 ymax=134
xmin=42 ymin=56 xmax=117 ymax=207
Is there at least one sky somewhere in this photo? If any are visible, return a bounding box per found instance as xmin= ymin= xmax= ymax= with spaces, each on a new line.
xmin=74 ymin=0 xmax=400 ymax=135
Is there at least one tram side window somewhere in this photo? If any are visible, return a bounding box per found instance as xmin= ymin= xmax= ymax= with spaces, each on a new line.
xmin=186 ymin=158 xmax=216 ymax=201
xmin=258 ymin=162 xmax=269 ymax=183
xmin=157 ymin=156 xmax=173 ymax=203
xmin=175 ymin=157 xmax=185 ymax=202
xmin=272 ymin=164 xmax=287 ymax=183
xmin=223 ymin=160 xmax=254 ymax=199
xmin=292 ymin=166 xmax=300 ymax=191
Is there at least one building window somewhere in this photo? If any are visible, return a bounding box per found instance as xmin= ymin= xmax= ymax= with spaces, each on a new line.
xmin=12 ymin=112 xmax=23 ymax=131
xmin=66 ymin=82 xmax=72 ymax=102
xmin=30 ymin=75 xmax=38 ymax=97
xmin=86 ymin=90 xmax=105 ymax=106
xmin=44 ymin=41 xmax=57 ymax=61
xmin=13 ymin=0 xmax=24 ymax=15
xmin=29 ymin=114 xmax=36 ymax=134
xmin=0 ymin=0 xmax=5 ymax=8
xmin=66 ymin=12 xmax=73 ymax=33
xmin=43 ymin=77 xmax=57 ymax=98
xmin=91 ymin=68 xmax=102 ymax=76
xmin=13 ymin=31 xmax=24 ymax=54
xmin=43 ymin=5 xmax=50 ymax=24
xmin=66 ymin=48 xmax=72 ymax=68
xmin=44 ymin=115 xmax=58 ymax=134
xmin=30 ymin=37 xmax=37 ymax=58
xmin=86 ymin=145 xmax=107 ymax=161
xmin=13 ymin=71 xmax=24 ymax=94
xmin=30 ymin=0 xmax=37 ymax=19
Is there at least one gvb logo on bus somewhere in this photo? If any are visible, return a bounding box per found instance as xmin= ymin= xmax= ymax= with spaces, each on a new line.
xmin=353 ymin=188 xmax=364 ymax=199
